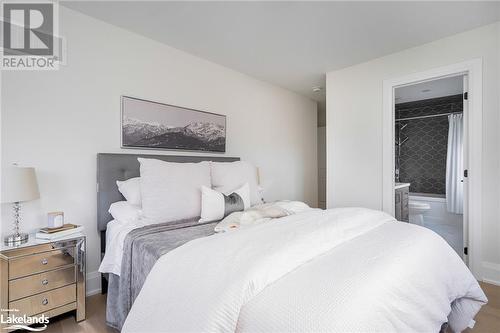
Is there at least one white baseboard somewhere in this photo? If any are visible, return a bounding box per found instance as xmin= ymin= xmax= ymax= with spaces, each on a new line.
xmin=481 ymin=261 xmax=500 ymax=286
xmin=86 ymin=271 xmax=101 ymax=296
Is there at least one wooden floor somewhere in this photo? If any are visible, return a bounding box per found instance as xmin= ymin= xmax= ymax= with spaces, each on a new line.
xmin=43 ymin=293 xmax=117 ymax=333
xmin=463 ymin=282 xmax=500 ymax=332
xmin=44 ymin=282 xmax=500 ymax=333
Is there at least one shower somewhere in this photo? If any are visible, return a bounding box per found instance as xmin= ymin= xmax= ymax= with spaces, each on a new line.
xmin=395 ymin=122 xmax=407 ymax=182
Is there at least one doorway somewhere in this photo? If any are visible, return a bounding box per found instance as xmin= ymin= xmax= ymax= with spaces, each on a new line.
xmin=393 ymin=75 xmax=466 ymax=259
xmin=382 ymin=59 xmax=482 ymax=277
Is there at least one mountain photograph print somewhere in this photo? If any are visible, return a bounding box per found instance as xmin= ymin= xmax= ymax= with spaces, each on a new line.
xmin=121 ymin=96 xmax=226 ymax=152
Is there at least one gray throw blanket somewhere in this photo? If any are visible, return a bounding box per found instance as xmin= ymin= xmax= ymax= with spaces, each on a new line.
xmin=106 ymin=218 xmax=217 ymax=330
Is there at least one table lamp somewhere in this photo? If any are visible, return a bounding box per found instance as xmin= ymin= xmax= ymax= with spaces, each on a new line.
xmin=2 ymin=165 xmax=40 ymax=245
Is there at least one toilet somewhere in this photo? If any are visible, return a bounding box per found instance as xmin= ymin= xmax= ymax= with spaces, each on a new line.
xmin=409 ymin=200 xmax=431 ymax=226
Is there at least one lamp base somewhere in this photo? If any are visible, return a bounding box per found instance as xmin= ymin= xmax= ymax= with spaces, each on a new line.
xmin=4 ymin=233 xmax=29 ymax=246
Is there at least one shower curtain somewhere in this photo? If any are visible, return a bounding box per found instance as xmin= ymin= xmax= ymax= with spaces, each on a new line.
xmin=446 ymin=114 xmax=463 ymax=214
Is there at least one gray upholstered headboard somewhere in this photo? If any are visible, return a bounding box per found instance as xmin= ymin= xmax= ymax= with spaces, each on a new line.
xmin=96 ymin=153 xmax=240 ymax=232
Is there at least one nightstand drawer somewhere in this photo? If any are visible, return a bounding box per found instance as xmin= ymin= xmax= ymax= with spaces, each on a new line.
xmin=9 ymin=284 xmax=76 ymax=317
xmin=9 ymin=266 xmax=76 ymax=301
xmin=9 ymin=248 xmax=75 ymax=279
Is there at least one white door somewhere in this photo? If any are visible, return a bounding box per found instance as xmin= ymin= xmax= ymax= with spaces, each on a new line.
xmin=462 ymin=74 xmax=469 ymax=264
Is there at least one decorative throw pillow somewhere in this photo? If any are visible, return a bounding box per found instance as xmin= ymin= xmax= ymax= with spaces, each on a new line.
xmin=139 ymin=158 xmax=211 ymax=223
xmin=211 ymin=161 xmax=262 ymax=206
xmin=116 ymin=177 xmax=141 ymax=206
xmin=199 ymin=183 xmax=250 ymax=223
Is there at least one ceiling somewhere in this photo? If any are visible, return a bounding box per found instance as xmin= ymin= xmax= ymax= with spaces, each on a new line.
xmin=62 ymin=1 xmax=500 ymax=102
xmin=395 ymin=75 xmax=464 ymax=105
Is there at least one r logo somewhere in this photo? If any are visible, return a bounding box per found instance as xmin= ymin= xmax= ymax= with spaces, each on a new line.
xmin=3 ymin=3 xmax=54 ymax=56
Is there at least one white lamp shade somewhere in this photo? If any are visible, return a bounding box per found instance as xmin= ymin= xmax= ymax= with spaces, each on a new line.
xmin=2 ymin=166 xmax=40 ymax=203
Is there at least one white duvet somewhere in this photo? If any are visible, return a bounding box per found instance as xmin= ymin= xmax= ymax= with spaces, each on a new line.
xmin=122 ymin=208 xmax=487 ymax=333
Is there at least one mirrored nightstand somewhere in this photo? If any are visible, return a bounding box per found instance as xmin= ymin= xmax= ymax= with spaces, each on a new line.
xmin=0 ymin=233 xmax=86 ymax=331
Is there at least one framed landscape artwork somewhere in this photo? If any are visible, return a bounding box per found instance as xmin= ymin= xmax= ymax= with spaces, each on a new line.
xmin=121 ymin=96 xmax=226 ymax=152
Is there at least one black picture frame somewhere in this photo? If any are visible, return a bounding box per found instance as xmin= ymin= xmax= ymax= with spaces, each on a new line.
xmin=121 ymin=96 xmax=226 ymax=153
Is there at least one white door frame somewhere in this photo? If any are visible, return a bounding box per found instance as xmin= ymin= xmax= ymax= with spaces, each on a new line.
xmin=382 ymin=59 xmax=482 ymax=278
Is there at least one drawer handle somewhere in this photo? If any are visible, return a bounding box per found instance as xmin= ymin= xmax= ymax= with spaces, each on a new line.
xmin=41 ymin=279 xmax=49 ymax=286
xmin=42 ymin=298 xmax=48 ymax=306
xmin=41 ymin=258 xmax=48 ymax=265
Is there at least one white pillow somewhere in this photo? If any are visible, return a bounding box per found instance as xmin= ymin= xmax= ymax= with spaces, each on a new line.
xmin=108 ymin=201 xmax=142 ymax=224
xmin=211 ymin=161 xmax=262 ymax=205
xmin=199 ymin=183 xmax=250 ymax=223
xmin=139 ymin=158 xmax=211 ymax=223
xmin=116 ymin=177 xmax=141 ymax=206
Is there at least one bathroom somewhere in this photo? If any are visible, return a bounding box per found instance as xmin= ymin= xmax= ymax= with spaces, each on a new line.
xmin=394 ymin=75 xmax=465 ymax=257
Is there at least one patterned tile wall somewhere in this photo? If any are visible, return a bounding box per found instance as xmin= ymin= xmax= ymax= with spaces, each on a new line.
xmin=395 ymin=94 xmax=463 ymax=194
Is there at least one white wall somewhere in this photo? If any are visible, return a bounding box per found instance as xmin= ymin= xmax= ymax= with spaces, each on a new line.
xmin=317 ymin=126 xmax=326 ymax=209
xmin=1 ymin=7 xmax=317 ymax=294
xmin=326 ymin=23 xmax=499 ymax=283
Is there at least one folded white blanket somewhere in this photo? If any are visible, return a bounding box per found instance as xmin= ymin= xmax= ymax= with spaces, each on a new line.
xmin=214 ymin=200 xmax=314 ymax=232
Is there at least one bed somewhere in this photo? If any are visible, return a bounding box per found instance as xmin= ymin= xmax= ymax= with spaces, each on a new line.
xmin=97 ymin=153 xmax=487 ymax=333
